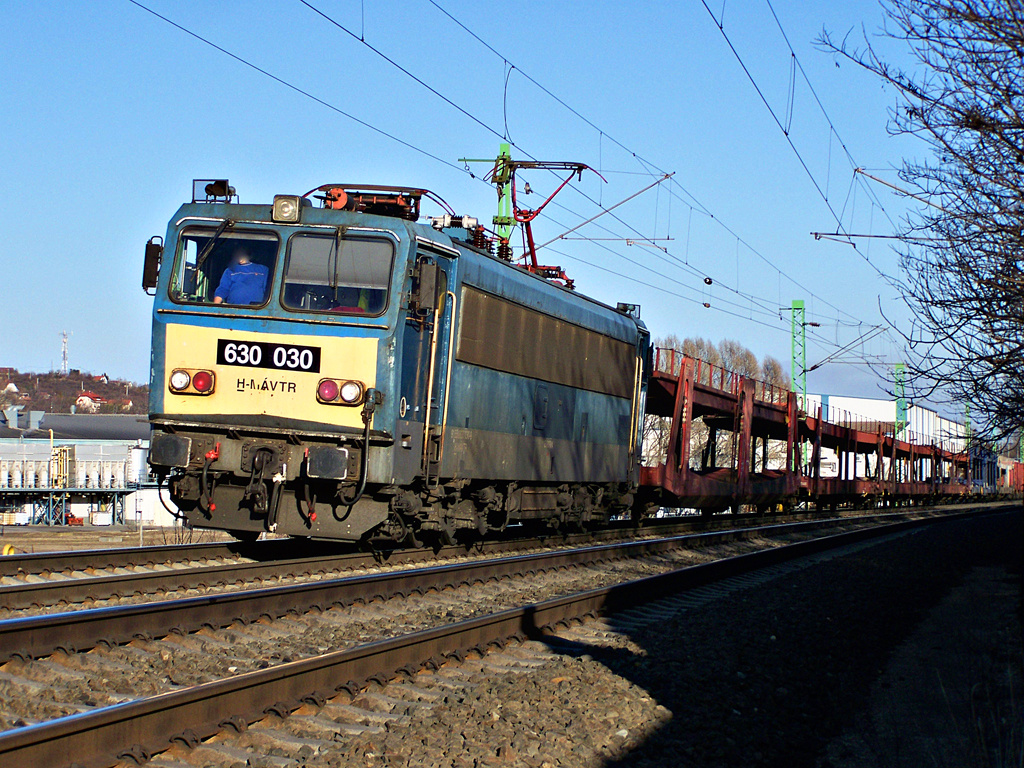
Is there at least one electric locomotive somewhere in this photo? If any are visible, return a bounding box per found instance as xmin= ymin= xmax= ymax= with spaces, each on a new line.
xmin=144 ymin=179 xmax=650 ymax=543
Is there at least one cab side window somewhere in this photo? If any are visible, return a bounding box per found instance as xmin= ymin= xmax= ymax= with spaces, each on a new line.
xmin=170 ymin=229 xmax=278 ymax=306
xmin=281 ymin=233 xmax=393 ymax=316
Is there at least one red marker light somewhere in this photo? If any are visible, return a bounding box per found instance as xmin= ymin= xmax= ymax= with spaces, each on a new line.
xmin=317 ymin=379 xmax=340 ymax=402
xmin=193 ymin=371 xmax=214 ymax=393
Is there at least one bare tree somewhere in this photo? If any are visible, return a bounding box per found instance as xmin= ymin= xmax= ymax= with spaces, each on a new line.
xmin=717 ymin=339 xmax=760 ymax=379
xmin=820 ymin=0 xmax=1024 ymax=440
xmin=761 ymin=355 xmax=790 ymax=389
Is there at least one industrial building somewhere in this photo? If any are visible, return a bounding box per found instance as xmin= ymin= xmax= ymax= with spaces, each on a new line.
xmin=802 ymin=393 xmax=1005 ymax=489
xmin=0 ymin=407 xmax=175 ymax=526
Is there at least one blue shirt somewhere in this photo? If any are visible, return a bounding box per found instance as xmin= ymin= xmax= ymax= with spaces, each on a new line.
xmin=215 ymin=262 xmax=269 ymax=305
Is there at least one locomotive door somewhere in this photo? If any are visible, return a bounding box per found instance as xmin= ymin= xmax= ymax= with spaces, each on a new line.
xmin=399 ymin=244 xmax=456 ymax=485
xmin=628 ymin=328 xmax=651 ymax=481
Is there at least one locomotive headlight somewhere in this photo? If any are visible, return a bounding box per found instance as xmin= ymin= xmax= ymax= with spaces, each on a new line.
xmin=317 ymin=378 xmax=365 ymax=405
xmin=169 ymin=370 xmax=191 ymax=392
xmin=272 ymin=194 xmax=302 ymax=223
xmin=317 ymin=379 xmax=340 ymax=402
xmin=192 ymin=370 xmax=215 ymax=393
xmin=169 ymin=368 xmax=215 ymax=395
xmin=339 ymin=380 xmax=364 ymax=404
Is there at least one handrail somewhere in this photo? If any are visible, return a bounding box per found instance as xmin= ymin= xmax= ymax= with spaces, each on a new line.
xmin=435 ymin=290 xmax=458 ymax=468
xmin=652 ymin=347 xmax=788 ymax=406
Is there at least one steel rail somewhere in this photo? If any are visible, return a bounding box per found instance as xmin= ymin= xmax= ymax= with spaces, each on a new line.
xmin=0 ymin=507 xmax=992 ymax=662
xmin=0 ymin=538 xmax=297 ymax=579
xmin=4 ymin=497 xmax=1003 ymax=583
xmin=0 ymin=515 xmax=847 ymax=660
xmin=0 ymin=510 xmax=857 ymax=609
xmin=0 ymin=503 xmax=950 ymax=580
xmin=0 ymin=514 xmax=759 ymax=579
xmin=0 ymin=506 xmax=1007 ymax=768
xmin=1 ymin=548 xmax=368 ymax=611
xmin=3 ymin=503 xmax=1012 ymax=610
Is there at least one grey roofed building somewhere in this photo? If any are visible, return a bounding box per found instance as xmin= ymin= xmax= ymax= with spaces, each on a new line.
xmin=0 ymin=411 xmax=150 ymax=442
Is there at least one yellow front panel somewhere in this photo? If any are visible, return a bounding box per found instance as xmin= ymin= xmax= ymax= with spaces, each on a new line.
xmin=163 ymin=323 xmax=377 ymax=429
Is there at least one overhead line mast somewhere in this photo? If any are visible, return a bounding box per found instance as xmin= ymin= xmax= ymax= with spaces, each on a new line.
xmin=461 ymin=143 xmax=606 ymax=289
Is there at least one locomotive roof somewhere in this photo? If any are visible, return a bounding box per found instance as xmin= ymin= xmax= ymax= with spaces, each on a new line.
xmin=452 ymin=242 xmax=645 ymax=344
xmin=167 ymin=201 xmax=647 ymax=344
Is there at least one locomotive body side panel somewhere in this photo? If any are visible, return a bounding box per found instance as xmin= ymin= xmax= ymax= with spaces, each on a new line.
xmin=437 ymin=246 xmax=645 ymax=485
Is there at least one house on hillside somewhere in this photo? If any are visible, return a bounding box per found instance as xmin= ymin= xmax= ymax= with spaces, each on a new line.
xmin=75 ymin=391 xmax=107 ymax=413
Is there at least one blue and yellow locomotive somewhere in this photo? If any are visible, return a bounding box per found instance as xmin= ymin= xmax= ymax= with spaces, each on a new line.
xmin=144 ymin=180 xmax=650 ymax=543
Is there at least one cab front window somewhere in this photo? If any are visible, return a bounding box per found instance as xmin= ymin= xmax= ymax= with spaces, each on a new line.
xmin=169 ymin=227 xmax=278 ymax=306
xmin=282 ymin=233 xmax=393 ymax=316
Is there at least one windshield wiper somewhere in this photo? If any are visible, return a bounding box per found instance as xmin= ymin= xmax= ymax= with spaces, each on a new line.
xmin=330 ymin=225 xmax=345 ymax=302
xmin=195 ymin=219 xmax=234 ymax=269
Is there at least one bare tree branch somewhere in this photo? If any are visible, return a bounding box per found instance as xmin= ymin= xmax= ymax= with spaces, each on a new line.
xmin=820 ymin=0 xmax=1024 ymax=441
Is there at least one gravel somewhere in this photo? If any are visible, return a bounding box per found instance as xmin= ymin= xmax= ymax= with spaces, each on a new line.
xmin=0 ymin=536 xmax=783 ymax=730
xmin=4 ymin=509 xmax=1018 ymax=768
xmin=0 ymin=522 xmax=903 ymax=731
xmin=149 ymin=507 xmax=1019 ymax=768
xmin=566 ymin=508 xmax=1024 ymax=767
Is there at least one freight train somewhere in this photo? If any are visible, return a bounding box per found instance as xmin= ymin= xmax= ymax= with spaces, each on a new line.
xmin=144 ymin=179 xmax=648 ymax=544
xmin=144 ymin=179 xmax=1017 ymax=544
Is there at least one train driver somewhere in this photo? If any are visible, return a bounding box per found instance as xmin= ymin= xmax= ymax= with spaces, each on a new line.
xmin=213 ymin=248 xmax=269 ymax=305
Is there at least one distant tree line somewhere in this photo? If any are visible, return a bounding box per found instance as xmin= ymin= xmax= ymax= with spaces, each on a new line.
xmin=0 ymin=370 xmax=149 ymax=416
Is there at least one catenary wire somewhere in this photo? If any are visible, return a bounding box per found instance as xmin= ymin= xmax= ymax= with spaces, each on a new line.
xmin=762 ymin=0 xmax=900 ymax=232
xmin=298 ymin=0 xmax=835 ymax=333
xmin=128 ymin=0 xmax=879 ymax=358
xmin=424 ymin=0 xmax=884 ymax=329
xmin=699 ymin=0 xmax=898 ymax=287
xmin=131 ymin=0 xmax=805 ymax=339
xmin=126 ymin=0 xmax=467 ymax=174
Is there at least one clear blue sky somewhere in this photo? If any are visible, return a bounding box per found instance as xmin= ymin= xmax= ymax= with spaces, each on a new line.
xmin=2 ymin=1 xmax=926 ymax=403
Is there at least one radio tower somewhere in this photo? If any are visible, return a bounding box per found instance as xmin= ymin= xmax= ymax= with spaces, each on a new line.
xmin=60 ymin=331 xmax=69 ymax=376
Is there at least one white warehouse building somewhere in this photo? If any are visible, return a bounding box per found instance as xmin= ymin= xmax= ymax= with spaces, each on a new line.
xmin=802 ymin=394 xmax=967 ymax=480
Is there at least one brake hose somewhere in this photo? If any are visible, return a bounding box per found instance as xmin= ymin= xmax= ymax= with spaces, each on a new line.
xmin=331 ymin=388 xmax=382 ymax=509
xmin=199 ymin=442 xmax=220 ymax=517
xmin=157 ymin=474 xmax=186 ymax=521
xmin=338 ymin=416 xmax=371 ymax=507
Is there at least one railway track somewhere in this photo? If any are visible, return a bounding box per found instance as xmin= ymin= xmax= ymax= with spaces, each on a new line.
xmin=0 ymin=510 xmax=945 ymax=661
xmin=0 ymin=513 xmax=784 ymax=582
xmin=4 ymin=502 xmax=986 ymax=581
xmin=0 ymin=504 xmax=1005 ymax=768
xmin=0 ymin=539 xmax=284 ymax=580
xmin=0 ymin=504 xmax=1004 ymax=614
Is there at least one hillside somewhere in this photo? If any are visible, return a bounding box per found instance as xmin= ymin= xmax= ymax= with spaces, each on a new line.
xmin=0 ymin=368 xmax=149 ymax=415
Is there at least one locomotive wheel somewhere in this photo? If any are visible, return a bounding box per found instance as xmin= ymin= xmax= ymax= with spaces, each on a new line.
xmin=437 ymin=525 xmax=455 ymax=547
xmin=421 ymin=516 xmax=456 ymax=549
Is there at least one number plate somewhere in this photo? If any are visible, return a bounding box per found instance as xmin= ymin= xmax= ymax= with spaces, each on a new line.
xmin=216 ymin=339 xmax=322 ymax=373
